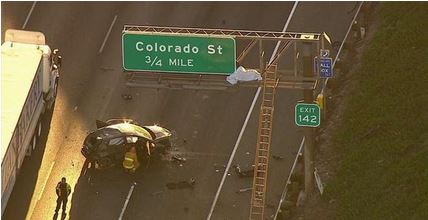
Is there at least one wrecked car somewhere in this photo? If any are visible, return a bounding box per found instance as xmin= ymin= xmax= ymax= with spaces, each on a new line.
xmin=81 ymin=119 xmax=172 ymax=168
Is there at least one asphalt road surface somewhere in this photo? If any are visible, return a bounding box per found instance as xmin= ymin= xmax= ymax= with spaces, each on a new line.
xmin=2 ymin=2 xmax=357 ymax=220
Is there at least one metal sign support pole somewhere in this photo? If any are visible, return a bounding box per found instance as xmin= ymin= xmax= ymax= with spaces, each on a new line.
xmin=259 ymin=39 xmax=264 ymax=73
xmin=302 ymin=42 xmax=315 ymax=195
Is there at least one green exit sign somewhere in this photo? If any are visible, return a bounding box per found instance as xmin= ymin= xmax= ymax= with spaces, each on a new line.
xmin=122 ymin=32 xmax=236 ymax=75
xmin=295 ymin=103 xmax=320 ymax=127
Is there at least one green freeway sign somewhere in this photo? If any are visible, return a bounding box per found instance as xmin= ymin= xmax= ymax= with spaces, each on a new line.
xmin=122 ymin=32 xmax=236 ymax=75
xmin=295 ymin=103 xmax=320 ymax=127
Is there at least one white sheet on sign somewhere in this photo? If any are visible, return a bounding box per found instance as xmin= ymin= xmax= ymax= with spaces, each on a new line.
xmin=226 ymin=66 xmax=262 ymax=85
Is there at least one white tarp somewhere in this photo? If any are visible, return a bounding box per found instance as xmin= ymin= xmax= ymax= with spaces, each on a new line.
xmin=226 ymin=66 xmax=262 ymax=85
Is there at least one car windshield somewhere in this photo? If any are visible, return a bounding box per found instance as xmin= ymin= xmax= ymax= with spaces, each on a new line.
xmin=85 ymin=128 xmax=122 ymax=148
xmin=99 ymin=127 xmax=122 ymax=138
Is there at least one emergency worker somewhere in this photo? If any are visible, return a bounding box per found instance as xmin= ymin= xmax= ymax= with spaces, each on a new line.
xmin=123 ymin=146 xmax=140 ymax=173
xmin=55 ymin=177 xmax=71 ymax=215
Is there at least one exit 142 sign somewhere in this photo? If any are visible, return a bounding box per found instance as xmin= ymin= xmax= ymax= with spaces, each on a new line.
xmin=295 ymin=103 xmax=320 ymax=127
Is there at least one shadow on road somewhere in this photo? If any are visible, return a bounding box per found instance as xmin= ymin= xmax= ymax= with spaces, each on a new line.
xmin=67 ymin=160 xmax=139 ymax=220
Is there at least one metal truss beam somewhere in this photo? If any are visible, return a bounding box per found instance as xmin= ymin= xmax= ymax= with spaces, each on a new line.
xmin=123 ymin=25 xmax=321 ymax=41
xmin=237 ymin=39 xmax=257 ymax=63
xmin=126 ymin=72 xmax=317 ymax=90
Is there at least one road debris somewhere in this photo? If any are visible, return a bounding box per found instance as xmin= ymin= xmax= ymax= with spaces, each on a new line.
xmin=272 ymin=155 xmax=285 ymax=160
xmin=236 ymin=187 xmax=252 ymax=193
xmin=172 ymin=155 xmax=186 ymax=163
xmin=151 ymin=191 xmax=164 ymax=196
xmin=166 ymin=177 xmax=196 ymax=190
xmin=234 ymin=165 xmax=254 ymax=178
xmin=121 ymin=94 xmax=133 ymax=100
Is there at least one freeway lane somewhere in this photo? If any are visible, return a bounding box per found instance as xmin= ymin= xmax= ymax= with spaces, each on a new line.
xmin=3 ymin=2 xmax=294 ymax=220
xmin=2 ymin=2 xmax=126 ymax=219
xmin=1 ymin=2 xmax=356 ymax=220
xmin=212 ymin=2 xmax=358 ymax=219
xmin=1 ymin=1 xmax=33 ymax=42
xmin=67 ymin=2 xmax=295 ymax=220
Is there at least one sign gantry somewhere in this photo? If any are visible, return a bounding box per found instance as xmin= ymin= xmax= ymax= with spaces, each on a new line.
xmin=122 ymin=25 xmax=324 ymax=91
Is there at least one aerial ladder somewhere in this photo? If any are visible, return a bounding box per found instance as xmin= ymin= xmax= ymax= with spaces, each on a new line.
xmin=249 ymin=63 xmax=278 ymax=220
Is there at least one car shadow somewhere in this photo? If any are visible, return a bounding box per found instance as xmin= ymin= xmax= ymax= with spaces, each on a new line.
xmin=67 ymin=160 xmax=140 ymax=220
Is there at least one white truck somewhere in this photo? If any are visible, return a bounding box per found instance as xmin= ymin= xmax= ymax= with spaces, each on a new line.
xmin=1 ymin=29 xmax=61 ymax=215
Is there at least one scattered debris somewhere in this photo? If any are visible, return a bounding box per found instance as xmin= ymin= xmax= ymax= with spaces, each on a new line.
xmin=166 ymin=177 xmax=196 ymax=190
xmin=172 ymin=155 xmax=187 ymax=163
xmin=213 ymin=163 xmax=223 ymax=173
xmin=272 ymin=155 xmax=285 ymax=160
xmin=296 ymin=190 xmax=306 ymax=207
xmin=236 ymin=187 xmax=252 ymax=193
xmin=73 ymin=106 xmax=78 ymax=111
xmin=151 ymin=191 xmax=164 ymax=196
xmin=234 ymin=165 xmax=254 ymax=178
xmin=121 ymin=94 xmax=133 ymax=100
xmin=245 ymin=152 xmax=250 ymax=155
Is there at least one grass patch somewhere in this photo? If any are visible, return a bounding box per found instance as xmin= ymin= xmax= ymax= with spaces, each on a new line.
xmin=325 ymin=2 xmax=428 ymax=219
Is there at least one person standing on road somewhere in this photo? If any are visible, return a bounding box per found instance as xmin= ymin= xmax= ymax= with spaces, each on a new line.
xmin=55 ymin=177 xmax=71 ymax=215
xmin=123 ymin=146 xmax=140 ymax=173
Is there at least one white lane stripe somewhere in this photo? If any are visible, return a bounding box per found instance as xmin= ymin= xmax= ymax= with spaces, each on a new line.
xmin=99 ymin=15 xmax=118 ymax=54
xmin=206 ymin=2 xmax=300 ymax=219
xmin=118 ymin=182 xmax=136 ymax=220
xmin=269 ymin=0 xmax=299 ymax=64
xmin=37 ymin=161 xmax=55 ymax=201
xmin=22 ymin=1 xmax=37 ymax=29
xmin=272 ymin=3 xmax=365 ymax=219
xmin=273 ymin=137 xmax=305 ymax=219
xmin=321 ymin=2 xmax=363 ymax=94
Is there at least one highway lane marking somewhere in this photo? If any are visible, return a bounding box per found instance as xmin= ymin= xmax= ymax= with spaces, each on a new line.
xmin=272 ymin=3 xmax=365 ymax=219
xmin=22 ymin=1 xmax=37 ymax=29
xmin=37 ymin=161 xmax=55 ymax=201
xmin=99 ymin=15 xmax=118 ymax=54
xmin=118 ymin=182 xmax=136 ymax=220
xmin=206 ymin=2 xmax=300 ymax=219
xmin=321 ymin=1 xmax=364 ymax=94
xmin=273 ymin=137 xmax=305 ymax=219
